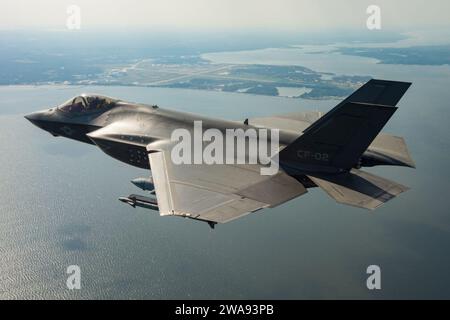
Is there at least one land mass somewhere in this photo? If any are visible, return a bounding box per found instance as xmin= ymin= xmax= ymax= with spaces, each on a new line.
xmin=339 ymin=45 xmax=450 ymax=66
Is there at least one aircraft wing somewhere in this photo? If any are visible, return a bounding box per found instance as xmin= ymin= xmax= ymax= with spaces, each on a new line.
xmin=147 ymin=147 xmax=307 ymax=225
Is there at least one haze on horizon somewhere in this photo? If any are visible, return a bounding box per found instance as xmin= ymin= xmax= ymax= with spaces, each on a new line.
xmin=2 ymin=0 xmax=450 ymax=32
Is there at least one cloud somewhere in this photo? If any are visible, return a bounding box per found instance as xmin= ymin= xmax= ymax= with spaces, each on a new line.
xmin=2 ymin=0 xmax=450 ymax=30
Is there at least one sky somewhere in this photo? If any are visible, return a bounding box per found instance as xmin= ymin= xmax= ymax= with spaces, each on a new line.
xmin=2 ymin=0 xmax=450 ymax=31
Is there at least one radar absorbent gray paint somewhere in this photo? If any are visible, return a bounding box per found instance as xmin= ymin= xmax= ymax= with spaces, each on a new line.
xmin=25 ymin=80 xmax=415 ymax=228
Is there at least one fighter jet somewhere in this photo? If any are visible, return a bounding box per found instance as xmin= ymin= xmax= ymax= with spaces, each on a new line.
xmin=25 ymin=79 xmax=415 ymax=228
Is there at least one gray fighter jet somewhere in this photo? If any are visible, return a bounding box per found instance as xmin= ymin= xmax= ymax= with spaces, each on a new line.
xmin=25 ymin=79 xmax=415 ymax=228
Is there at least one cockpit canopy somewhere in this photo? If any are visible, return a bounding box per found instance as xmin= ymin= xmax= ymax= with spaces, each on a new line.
xmin=58 ymin=94 xmax=119 ymax=114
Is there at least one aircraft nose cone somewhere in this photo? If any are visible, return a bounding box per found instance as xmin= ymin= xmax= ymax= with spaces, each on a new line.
xmin=25 ymin=111 xmax=43 ymax=123
xmin=24 ymin=110 xmax=55 ymax=131
xmin=24 ymin=112 xmax=36 ymax=122
xmin=24 ymin=110 xmax=51 ymax=129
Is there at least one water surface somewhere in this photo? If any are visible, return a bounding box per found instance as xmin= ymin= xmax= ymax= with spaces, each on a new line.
xmin=0 ymin=55 xmax=450 ymax=299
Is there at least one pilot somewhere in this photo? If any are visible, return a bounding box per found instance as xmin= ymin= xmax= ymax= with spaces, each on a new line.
xmin=89 ymin=97 xmax=100 ymax=110
xmin=70 ymin=97 xmax=84 ymax=113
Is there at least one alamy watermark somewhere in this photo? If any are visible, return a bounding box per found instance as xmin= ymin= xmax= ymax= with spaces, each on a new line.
xmin=366 ymin=5 xmax=382 ymax=30
xmin=170 ymin=121 xmax=280 ymax=175
xmin=66 ymin=5 xmax=81 ymax=30
xmin=366 ymin=265 xmax=381 ymax=290
xmin=66 ymin=265 xmax=81 ymax=290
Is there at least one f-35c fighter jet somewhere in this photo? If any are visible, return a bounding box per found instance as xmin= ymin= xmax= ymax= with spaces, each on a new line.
xmin=26 ymin=79 xmax=415 ymax=228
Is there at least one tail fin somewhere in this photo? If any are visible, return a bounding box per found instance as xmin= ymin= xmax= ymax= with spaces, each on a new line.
xmin=307 ymin=169 xmax=409 ymax=210
xmin=279 ymin=79 xmax=411 ymax=171
xmin=326 ymin=78 xmax=412 ymax=111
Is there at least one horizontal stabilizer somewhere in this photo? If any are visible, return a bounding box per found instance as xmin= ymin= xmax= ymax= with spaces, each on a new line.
xmin=308 ymin=169 xmax=409 ymax=210
xmin=365 ymin=133 xmax=415 ymax=168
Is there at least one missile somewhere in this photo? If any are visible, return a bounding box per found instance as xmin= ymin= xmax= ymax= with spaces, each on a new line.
xmin=119 ymin=194 xmax=159 ymax=211
xmin=131 ymin=177 xmax=155 ymax=192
